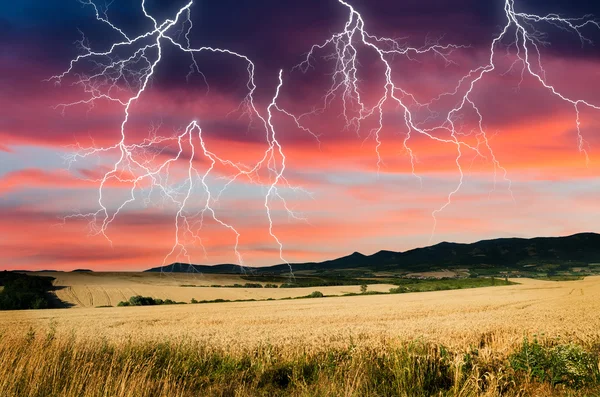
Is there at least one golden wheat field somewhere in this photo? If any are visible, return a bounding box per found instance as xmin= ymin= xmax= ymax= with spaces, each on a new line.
xmin=3 ymin=276 xmax=600 ymax=351
xmin=3 ymin=275 xmax=600 ymax=396
xmin=30 ymin=271 xmax=396 ymax=308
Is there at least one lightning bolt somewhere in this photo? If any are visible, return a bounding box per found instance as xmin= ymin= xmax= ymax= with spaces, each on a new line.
xmin=50 ymin=0 xmax=313 ymax=272
xmin=51 ymin=0 xmax=599 ymax=270
xmin=292 ymin=0 xmax=599 ymax=242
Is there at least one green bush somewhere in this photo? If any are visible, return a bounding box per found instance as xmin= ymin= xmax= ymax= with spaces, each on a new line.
xmin=243 ymin=283 xmax=263 ymax=288
xmin=117 ymin=296 xmax=184 ymax=307
xmin=307 ymin=291 xmax=324 ymax=298
xmin=389 ymin=286 xmax=409 ymax=294
xmin=509 ymin=338 xmax=600 ymax=387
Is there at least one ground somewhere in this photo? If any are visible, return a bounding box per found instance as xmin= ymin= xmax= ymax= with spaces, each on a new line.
xmin=3 ymin=275 xmax=599 ymax=351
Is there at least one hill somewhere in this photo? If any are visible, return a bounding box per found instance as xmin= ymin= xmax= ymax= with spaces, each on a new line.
xmin=146 ymin=233 xmax=600 ymax=278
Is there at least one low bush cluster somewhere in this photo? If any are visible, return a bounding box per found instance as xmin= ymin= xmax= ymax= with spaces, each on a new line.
xmin=509 ymin=338 xmax=600 ymax=388
xmin=117 ymin=295 xmax=183 ymax=307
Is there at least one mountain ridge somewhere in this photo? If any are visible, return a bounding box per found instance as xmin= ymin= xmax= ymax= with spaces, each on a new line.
xmin=145 ymin=232 xmax=600 ymax=276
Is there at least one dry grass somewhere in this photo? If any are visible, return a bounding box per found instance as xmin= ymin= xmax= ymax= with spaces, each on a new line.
xmin=0 ymin=329 xmax=598 ymax=396
xmin=405 ymin=270 xmax=464 ymax=278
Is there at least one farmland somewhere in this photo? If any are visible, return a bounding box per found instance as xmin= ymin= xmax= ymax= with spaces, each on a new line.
xmin=1 ymin=275 xmax=599 ymax=396
xmin=30 ymin=271 xmax=398 ymax=308
xmin=3 ymin=276 xmax=599 ymax=348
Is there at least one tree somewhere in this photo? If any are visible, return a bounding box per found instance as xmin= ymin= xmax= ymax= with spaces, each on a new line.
xmin=360 ymin=284 xmax=368 ymax=294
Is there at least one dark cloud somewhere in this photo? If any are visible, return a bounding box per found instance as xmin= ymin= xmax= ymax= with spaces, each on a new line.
xmin=4 ymin=0 xmax=599 ymax=73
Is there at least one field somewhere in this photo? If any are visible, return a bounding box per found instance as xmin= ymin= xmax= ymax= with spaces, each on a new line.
xmin=4 ymin=276 xmax=599 ymax=347
xmin=31 ymin=272 xmax=397 ymax=308
xmin=1 ymin=275 xmax=599 ymax=396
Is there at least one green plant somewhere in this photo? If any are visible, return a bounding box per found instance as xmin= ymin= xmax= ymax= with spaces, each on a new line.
xmin=509 ymin=338 xmax=600 ymax=388
xmin=117 ymin=296 xmax=184 ymax=307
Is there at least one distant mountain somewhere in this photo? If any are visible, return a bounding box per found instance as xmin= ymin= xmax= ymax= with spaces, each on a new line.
xmin=146 ymin=233 xmax=600 ymax=275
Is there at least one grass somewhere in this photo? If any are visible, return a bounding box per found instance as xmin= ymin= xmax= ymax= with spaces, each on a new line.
xmin=1 ymin=330 xmax=598 ymax=396
xmin=543 ymin=276 xmax=585 ymax=282
xmin=389 ymin=277 xmax=514 ymax=293
xmin=242 ymin=275 xmax=388 ymax=288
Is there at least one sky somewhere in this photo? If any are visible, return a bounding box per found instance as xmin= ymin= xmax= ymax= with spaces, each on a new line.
xmin=1 ymin=0 xmax=600 ymax=271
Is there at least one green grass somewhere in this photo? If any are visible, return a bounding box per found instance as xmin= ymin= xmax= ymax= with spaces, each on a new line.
xmin=242 ymin=275 xmax=388 ymax=288
xmin=509 ymin=337 xmax=600 ymax=388
xmin=389 ymin=277 xmax=514 ymax=293
xmin=543 ymin=276 xmax=585 ymax=281
xmin=2 ymin=332 xmax=599 ymax=396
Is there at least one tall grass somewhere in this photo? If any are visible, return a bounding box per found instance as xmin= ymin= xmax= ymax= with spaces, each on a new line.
xmin=0 ymin=330 xmax=598 ymax=396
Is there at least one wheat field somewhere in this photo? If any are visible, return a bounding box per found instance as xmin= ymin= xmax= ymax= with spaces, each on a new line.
xmin=33 ymin=271 xmax=396 ymax=308
xmin=2 ymin=276 xmax=600 ymax=396
xmin=3 ymin=276 xmax=599 ymax=350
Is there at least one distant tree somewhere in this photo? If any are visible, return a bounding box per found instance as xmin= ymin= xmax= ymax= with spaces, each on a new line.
xmin=0 ymin=272 xmax=54 ymax=310
xmin=360 ymin=284 xmax=368 ymax=294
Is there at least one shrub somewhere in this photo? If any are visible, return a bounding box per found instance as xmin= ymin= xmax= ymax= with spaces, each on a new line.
xmin=360 ymin=284 xmax=368 ymax=294
xmin=307 ymin=291 xmax=324 ymax=298
xmin=509 ymin=338 xmax=600 ymax=388
xmin=117 ymin=296 xmax=184 ymax=307
xmin=128 ymin=296 xmax=157 ymax=306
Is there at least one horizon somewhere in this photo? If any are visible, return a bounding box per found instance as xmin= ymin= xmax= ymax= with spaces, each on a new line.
xmin=1 ymin=0 xmax=600 ymax=272
xmin=10 ymin=231 xmax=598 ymax=273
